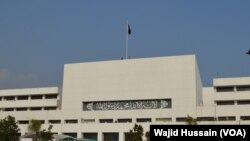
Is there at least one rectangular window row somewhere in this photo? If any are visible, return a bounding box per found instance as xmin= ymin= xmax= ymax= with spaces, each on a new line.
xmin=215 ymin=100 xmax=250 ymax=105
xmin=216 ymin=85 xmax=250 ymax=92
xmin=0 ymin=94 xmax=58 ymax=101
xmin=62 ymin=132 xmax=140 ymax=141
xmin=0 ymin=107 xmax=57 ymax=112
xmin=176 ymin=116 xmax=236 ymax=122
xmin=17 ymin=115 xmax=250 ymax=126
xmin=17 ymin=118 xmax=158 ymax=125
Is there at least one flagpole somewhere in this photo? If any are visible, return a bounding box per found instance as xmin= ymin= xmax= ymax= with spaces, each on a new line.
xmin=126 ymin=20 xmax=128 ymax=60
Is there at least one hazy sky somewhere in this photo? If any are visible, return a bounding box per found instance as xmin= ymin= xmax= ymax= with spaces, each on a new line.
xmin=0 ymin=1 xmax=249 ymax=89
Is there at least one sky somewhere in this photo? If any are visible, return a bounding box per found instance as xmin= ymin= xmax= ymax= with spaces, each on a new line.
xmin=0 ymin=1 xmax=250 ymax=89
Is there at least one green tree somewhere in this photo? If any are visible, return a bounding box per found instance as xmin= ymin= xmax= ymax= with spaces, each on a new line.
xmin=29 ymin=119 xmax=42 ymax=133
xmin=126 ymin=124 xmax=144 ymax=141
xmin=28 ymin=119 xmax=54 ymax=141
xmin=0 ymin=115 xmax=20 ymax=141
xmin=38 ymin=125 xmax=54 ymax=141
xmin=185 ymin=115 xmax=197 ymax=125
xmin=145 ymin=131 xmax=150 ymax=141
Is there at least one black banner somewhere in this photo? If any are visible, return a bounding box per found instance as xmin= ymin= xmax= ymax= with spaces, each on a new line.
xmin=83 ymin=99 xmax=171 ymax=111
xmin=150 ymin=125 xmax=250 ymax=141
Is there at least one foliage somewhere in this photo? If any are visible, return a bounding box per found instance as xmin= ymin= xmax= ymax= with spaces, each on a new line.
xmin=29 ymin=119 xmax=42 ymax=133
xmin=126 ymin=124 xmax=144 ymax=141
xmin=145 ymin=131 xmax=150 ymax=141
xmin=185 ymin=115 xmax=197 ymax=125
xmin=0 ymin=115 xmax=20 ymax=141
xmin=28 ymin=119 xmax=54 ymax=141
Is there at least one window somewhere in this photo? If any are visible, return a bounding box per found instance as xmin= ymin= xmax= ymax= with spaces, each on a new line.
xmin=31 ymin=95 xmax=43 ymax=100
xmin=103 ymin=133 xmax=118 ymax=141
xmin=237 ymin=85 xmax=250 ymax=91
xmin=216 ymin=101 xmax=235 ymax=105
xmin=45 ymin=94 xmax=57 ymax=99
xmin=100 ymin=119 xmax=113 ymax=123
xmin=156 ymin=118 xmax=172 ymax=122
xmin=39 ymin=120 xmax=45 ymax=124
xmin=30 ymin=107 xmax=42 ymax=111
xmin=44 ymin=107 xmax=57 ymax=110
xmin=18 ymin=120 xmax=29 ymax=124
xmin=4 ymin=96 xmax=15 ymax=101
xmin=17 ymin=96 xmax=29 ymax=100
xmin=176 ymin=117 xmax=187 ymax=122
xmin=49 ymin=120 xmax=61 ymax=124
xmin=240 ymin=116 xmax=250 ymax=120
xmin=117 ymin=119 xmax=132 ymax=123
xmin=4 ymin=108 xmax=14 ymax=111
xmin=0 ymin=97 xmax=2 ymax=101
xmin=197 ymin=117 xmax=216 ymax=121
xmin=82 ymin=133 xmax=98 ymax=140
xmin=136 ymin=118 xmax=151 ymax=123
xmin=81 ymin=119 xmax=95 ymax=123
xmin=216 ymin=86 xmax=234 ymax=92
xmin=16 ymin=108 xmax=28 ymax=111
xmin=237 ymin=100 xmax=250 ymax=105
xmin=65 ymin=119 xmax=78 ymax=124
xmin=218 ymin=116 xmax=235 ymax=121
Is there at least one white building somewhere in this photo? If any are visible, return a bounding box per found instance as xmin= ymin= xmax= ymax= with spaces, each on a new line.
xmin=0 ymin=55 xmax=250 ymax=141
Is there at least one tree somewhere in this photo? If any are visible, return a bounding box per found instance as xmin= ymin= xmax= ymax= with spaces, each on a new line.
xmin=28 ymin=119 xmax=54 ymax=141
xmin=185 ymin=115 xmax=197 ymax=125
xmin=126 ymin=124 xmax=144 ymax=141
xmin=29 ymin=119 xmax=42 ymax=133
xmin=38 ymin=125 xmax=54 ymax=141
xmin=0 ymin=115 xmax=20 ymax=141
xmin=145 ymin=131 xmax=150 ymax=141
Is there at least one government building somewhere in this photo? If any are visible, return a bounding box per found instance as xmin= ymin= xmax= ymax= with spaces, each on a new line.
xmin=0 ymin=55 xmax=250 ymax=141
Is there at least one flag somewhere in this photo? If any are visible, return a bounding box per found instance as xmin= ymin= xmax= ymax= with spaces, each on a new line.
xmin=128 ymin=24 xmax=131 ymax=35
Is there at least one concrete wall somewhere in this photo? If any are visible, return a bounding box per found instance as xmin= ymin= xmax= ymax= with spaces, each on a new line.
xmin=61 ymin=55 xmax=199 ymax=117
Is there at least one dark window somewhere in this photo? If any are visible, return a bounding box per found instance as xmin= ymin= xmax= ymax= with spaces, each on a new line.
xmin=17 ymin=96 xmax=29 ymax=100
xmin=237 ymin=85 xmax=250 ymax=91
xmin=83 ymin=133 xmax=98 ymax=140
xmin=4 ymin=96 xmax=15 ymax=101
xmin=44 ymin=107 xmax=57 ymax=110
xmin=237 ymin=100 xmax=250 ymax=105
xmin=197 ymin=117 xmax=216 ymax=121
xmin=45 ymin=94 xmax=57 ymax=99
xmin=100 ymin=119 xmax=113 ymax=123
xmin=176 ymin=117 xmax=187 ymax=122
xmin=18 ymin=120 xmax=29 ymax=124
xmin=136 ymin=118 xmax=151 ymax=123
xmin=216 ymin=86 xmax=234 ymax=92
xmin=103 ymin=133 xmax=119 ymax=141
xmin=65 ymin=119 xmax=78 ymax=124
xmin=4 ymin=108 xmax=14 ymax=111
xmin=240 ymin=116 xmax=250 ymax=120
xmin=49 ymin=120 xmax=61 ymax=124
xmin=117 ymin=119 xmax=132 ymax=123
xmin=31 ymin=95 xmax=43 ymax=100
xmin=30 ymin=107 xmax=42 ymax=111
xmin=218 ymin=116 xmax=236 ymax=121
xmin=0 ymin=97 xmax=2 ymax=101
xmin=39 ymin=120 xmax=45 ymax=124
xmin=156 ymin=118 xmax=172 ymax=122
xmin=82 ymin=119 xmax=95 ymax=123
xmin=16 ymin=108 xmax=28 ymax=111
xmin=216 ymin=101 xmax=234 ymax=105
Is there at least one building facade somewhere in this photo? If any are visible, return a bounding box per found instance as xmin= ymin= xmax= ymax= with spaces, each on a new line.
xmin=0 ymin=55 xmax=250 ymax=141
